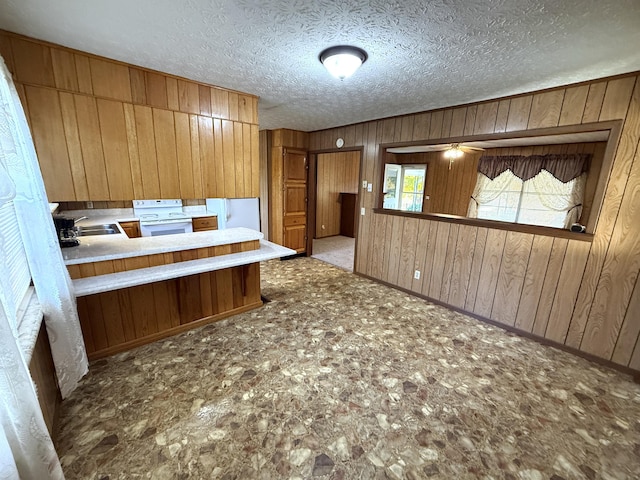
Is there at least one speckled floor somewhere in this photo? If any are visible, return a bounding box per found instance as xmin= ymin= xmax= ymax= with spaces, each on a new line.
xmin=56 ymin=258 xmax=640 ymax=480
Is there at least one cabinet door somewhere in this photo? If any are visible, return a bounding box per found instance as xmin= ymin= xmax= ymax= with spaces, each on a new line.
xmin=119 ymin=221 xmax=141 ymax=238
xmin=192 ymin=216 xmax=218 ymax=232
xmin=283 ymin=149 xmax=307 ymax=253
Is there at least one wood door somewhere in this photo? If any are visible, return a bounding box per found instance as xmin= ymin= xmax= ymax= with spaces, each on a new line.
xmin=283 ymin=149 xmax=307 ymax=253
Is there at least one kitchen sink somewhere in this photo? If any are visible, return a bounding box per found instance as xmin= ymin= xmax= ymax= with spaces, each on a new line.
xmin=76 ymin=224 xmax=120 ymax=236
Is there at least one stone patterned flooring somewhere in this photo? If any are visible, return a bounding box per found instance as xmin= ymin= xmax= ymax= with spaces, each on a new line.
xmin=56 ymin=258 xmax=640 ymax=479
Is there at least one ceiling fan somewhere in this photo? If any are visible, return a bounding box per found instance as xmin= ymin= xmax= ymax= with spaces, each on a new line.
xmin=441 ymin=143 xmax=484 ymax=169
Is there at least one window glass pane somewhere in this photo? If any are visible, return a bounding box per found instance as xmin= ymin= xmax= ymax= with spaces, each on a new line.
xmin=401 ymin=166 xmax=426 ymax=212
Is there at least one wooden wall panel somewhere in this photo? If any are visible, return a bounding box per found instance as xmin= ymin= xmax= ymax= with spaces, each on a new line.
xmin=90 ymin=58 xmax=132 ymax=102
xmin=491 ymin=231 xmax=533 ymax=326
xmin=473 ymin=229 xmax=506 ymax=317
xmin=51 ymin=49 xmax=79 ymax=91
xmin=315 ymin=151 xmax=360 ymax=238
xmin=11 ymin=37 xmax=55 ymax=87
xmin=152 ymin=108 xmax=180 ymax=198
xmin=174 ymin=112 xmax=195 ymax=199
xmin=566 ymin=78 xmax=640 ymax=349
xmin=611 ymin=275 xmax=640 ymax=366
xmin=23 ymin=86 xmax=75 ymax=200
xmin=3 ymin=30 xmax=259 ymax=202
xmin=96 ymin=99 xmax=135 ymax=200
xmin=513 ymin=235 xmax=553 ymax=332
xmin=134 ymin=105 xmax=161 ymax=198
xmin=59 ymin=92 xmax=90 ymax=199
xmin=74 ymin=95 xmax=111 ymax=199
xmin=309 ymin=71 xmax=640 ymax=370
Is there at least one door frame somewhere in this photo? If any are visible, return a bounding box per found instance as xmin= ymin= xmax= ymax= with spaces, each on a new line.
xmin=307 ymin=147 xmax=365 ymax=266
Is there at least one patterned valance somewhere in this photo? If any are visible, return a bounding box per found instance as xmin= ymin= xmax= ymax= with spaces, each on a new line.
xmin=478 ymin=153 xmax=591 ymax=183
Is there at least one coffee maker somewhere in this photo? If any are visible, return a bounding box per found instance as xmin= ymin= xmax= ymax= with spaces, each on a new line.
xmin=53 ymin=215 xmax=79 ymax=248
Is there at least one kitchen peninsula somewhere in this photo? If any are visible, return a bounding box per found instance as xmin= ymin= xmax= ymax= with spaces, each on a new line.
xmin=62 ymin=221 xmax=294 ymax=360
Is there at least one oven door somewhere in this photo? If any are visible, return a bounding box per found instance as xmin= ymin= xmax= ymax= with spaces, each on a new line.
xmin=139 ymin=219 xmax=193 ymax=237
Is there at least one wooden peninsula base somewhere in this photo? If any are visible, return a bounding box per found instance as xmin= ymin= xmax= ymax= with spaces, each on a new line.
xmin=77 ymin=263 xmax=261 ymax=360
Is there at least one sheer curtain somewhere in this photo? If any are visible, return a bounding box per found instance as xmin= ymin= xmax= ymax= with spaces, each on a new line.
xmin=0 ymin=56 xmax=89 ymax=478
xmin=468 ymin=170 xmax=520 ymax=218
xmin=0 ymin=58 xmax=88 ymax=398
xmin=469 ymin=154 xmax=589 ymax=228
xmin=525 ymin=170 xmax=586 ymax=228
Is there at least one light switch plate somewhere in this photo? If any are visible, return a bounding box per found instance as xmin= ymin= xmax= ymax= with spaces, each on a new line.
xmin=367 ymin=183 xmax=373 ymax=192
xmin=360 ymin=207 xmax=365 ymax=216
xmin=414 ymin=270 xmax=421 ymax=280
xmin=362 ymin=180 xmax=368 ymax=188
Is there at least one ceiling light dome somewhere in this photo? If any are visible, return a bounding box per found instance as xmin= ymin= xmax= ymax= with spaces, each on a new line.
xmin=319 ymin=46 xmax=367 ymax=80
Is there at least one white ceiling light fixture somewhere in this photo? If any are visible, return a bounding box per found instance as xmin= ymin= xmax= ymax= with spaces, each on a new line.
xmin=444 ymin=144 xmax=467 ymax=170
xmin=319 ymin=45 xmax=368 ymax=80
xmin=443 ymin=144 xmax=465 ymax=160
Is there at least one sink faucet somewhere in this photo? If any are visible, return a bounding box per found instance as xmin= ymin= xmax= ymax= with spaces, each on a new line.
xmin=74 ymin=216 xmax=88 ymax=223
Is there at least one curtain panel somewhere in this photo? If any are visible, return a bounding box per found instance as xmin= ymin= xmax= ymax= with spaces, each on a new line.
xmin=478 ymin=153 xmax=591 ymax=183
xmin=0 ymin=56 xmax=90 ymax=478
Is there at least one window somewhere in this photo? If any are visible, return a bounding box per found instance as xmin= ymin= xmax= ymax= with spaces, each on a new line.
xmin=383 ymin=164 xmax=426 ymax=212
xmin=472 ymin=169 xmax=586 ymax=229
xmin=0 ymin=200 xmax=32 ymax=332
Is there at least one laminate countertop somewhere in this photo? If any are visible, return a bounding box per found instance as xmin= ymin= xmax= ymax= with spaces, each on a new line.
xmin=62 ymin=227 xmax=263 ymax=265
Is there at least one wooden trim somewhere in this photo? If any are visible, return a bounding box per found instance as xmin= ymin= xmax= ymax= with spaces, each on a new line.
xmin=586 ymin=119 xmax=623 ymax=232
xmin=87 ymin=301 xmax=262 ymax=360
xmin=307 ymin=152 xmax=317 ymax=255
xmin=372 ymin=208 xmax=594 ymax=242
xmin=357 ymin=271 xmax=640 ymax=380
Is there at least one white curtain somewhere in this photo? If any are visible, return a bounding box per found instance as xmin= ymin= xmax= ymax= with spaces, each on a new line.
xmin=0 ymin=296 xmax=64 ymax=479
xmin=468 ymin=171 xmax=520 ymax=217
xmin=0 ymin=58 xmax=88 ymax=399
xmin=0 ymin=55 xmax=92 ymax=478
xmin=525 ymin=170 xmax=586 ymax=228
xmin=468 ymin=169 xmax=586 ymax=228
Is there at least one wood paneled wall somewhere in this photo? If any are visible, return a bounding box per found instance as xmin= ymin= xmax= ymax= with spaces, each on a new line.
xmin=309 ymin=73 xmax=640 ymax=370
xmin=29 ymin=323 xmax=60 ymax=437
xmin=316 ymin=151 xmax=360 ymax=238
xmin=78 ymin=264 xmax=261 ymax=360
xmin=0 ymin=30 xmax=259 ymax=202
xmin=388 ymin=151 xmax=480 ymax=216
xmin=266 ymin=129 xmax=309 ymax=245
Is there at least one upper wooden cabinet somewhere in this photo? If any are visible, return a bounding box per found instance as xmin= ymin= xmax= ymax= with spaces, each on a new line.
xmin=1 ymin=30 xmax=259 ymax=202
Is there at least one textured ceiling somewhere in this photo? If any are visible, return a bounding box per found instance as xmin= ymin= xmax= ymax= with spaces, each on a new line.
xmin=1 ymin=0 xmax=639 ymax=132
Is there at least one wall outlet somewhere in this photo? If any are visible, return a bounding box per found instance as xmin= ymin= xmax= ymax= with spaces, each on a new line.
xmin=367 ymin=183 xmax=373 ymax=192
xmin=86 ymin=201 xmax=94 ymax=209
xmin=360 ymin=207 xmax=365 ymax=216
xmin=362 ymin=180 xmax=368 ymax=189
xmin=414 ymin=270 xmax=421 ymax=280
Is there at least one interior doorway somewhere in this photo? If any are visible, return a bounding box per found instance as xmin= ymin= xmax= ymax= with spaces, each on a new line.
xmin=309 ymin=150 xmax=361 ymax=272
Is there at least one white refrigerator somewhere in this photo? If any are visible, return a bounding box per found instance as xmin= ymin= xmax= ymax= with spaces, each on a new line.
xmin=205 ymin=198 xmax=260 ymax=231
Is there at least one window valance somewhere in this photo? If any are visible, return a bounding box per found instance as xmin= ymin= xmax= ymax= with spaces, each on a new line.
xmin=478 ymin=153 xmax=591 ymax=183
